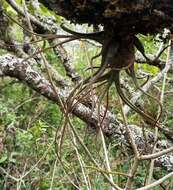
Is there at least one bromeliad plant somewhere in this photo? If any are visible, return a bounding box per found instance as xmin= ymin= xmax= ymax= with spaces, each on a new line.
xmin=38 ymin=0 xmax=173 ymax=137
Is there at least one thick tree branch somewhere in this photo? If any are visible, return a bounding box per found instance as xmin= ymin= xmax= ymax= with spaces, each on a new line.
xmin=0 ymin=53 xmax=173 ymax=171
xmin=5 ymin=0 xmax=81 ymax=84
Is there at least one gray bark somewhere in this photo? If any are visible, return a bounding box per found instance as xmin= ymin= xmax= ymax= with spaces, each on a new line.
xmin=0 ymin=54 xmax=173 ymax=171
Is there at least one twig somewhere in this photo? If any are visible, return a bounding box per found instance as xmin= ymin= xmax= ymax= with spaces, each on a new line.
xmin=124 ymin=42 xmax=173 ymax=115
xmin=71 ymin=130 xmax=91 ymax=190
xmin=140 ymin=146 xmax=173 ymax=160
xmin=6 ymin=0 xmax=50 ymax=33
xmin=100 ymin=128 xmax=115 ymax=190
xmin=136 ymin=171 xmax=173 ymax=190
xmin=67 ymin=116 xmax=123 ymax=190
xmin=145 ymin=40 xmax=171 ymax=185
xmin=49 ymin=158 xmax=58 ymax=190
xmin=118 ymin=96 xmax=139 ymax=190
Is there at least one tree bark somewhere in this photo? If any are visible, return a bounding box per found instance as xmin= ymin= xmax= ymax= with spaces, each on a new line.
xmin=0 ymin=53 xmax=173 ymax=171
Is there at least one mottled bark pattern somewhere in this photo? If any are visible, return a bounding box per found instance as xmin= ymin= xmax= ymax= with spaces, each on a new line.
xmin=0 ymin=53 xmax=173 ymax=171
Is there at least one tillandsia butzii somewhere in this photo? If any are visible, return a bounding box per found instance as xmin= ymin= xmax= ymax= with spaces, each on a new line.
xmin=38 ymin=0 xmax=173 ymax=139
xmin=60 ymin=24 xmax=172 ymax=138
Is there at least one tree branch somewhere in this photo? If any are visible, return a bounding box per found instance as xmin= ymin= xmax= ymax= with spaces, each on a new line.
xmin=0 ymin=53 xmax=173 ymax=171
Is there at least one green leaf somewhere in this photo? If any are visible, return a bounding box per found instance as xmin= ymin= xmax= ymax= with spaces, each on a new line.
xmin=0 ymin=155 xmax=7 ymax=164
